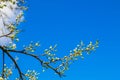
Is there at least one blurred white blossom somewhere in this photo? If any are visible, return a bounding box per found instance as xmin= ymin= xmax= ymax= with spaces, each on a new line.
xmin=0 ymin=0 xmax=24 ymax=46
xmin=0 ymin=77 xmax=3 ymax=80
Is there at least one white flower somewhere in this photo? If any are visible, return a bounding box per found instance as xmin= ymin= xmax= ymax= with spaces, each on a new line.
xmin=0 ymin=37 xmax=12 ymax=46
xmin=0 ymin=77 xmax=3 ymax=80
xmin=0 ymin=0 xmax=24 ymax=46
xmin=12 ymin=43 xmax=16 ymax=49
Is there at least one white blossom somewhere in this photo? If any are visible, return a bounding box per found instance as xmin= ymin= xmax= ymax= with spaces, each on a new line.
xmin=0 ymin=0 xmax=24 ymax=46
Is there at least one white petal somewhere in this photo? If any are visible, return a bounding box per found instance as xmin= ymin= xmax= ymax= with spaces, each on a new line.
xmin=0 ymin=37 xmax=12 ymax=46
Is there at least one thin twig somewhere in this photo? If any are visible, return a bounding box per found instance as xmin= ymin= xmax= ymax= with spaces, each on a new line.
xmin=0 ymin=31 xmax=13 ymax=38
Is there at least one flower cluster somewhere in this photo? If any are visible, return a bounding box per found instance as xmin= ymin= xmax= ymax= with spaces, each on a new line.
xmin=24 ymin=41 xmax=40 ymax=53
xmin=0 ymin=64 xmax=39 ymax=80
xmin=56 ymin=40 xmax=99 ymax=75
xmin=39 ymin=40 xmax=99 ymax=76
xmin=24 ymin=70 xmax=39 ymax=80
xmin=0 ymin=0 xmax=26 ymax=46
xmin=5 ymin=42 xmax=16 ymax=50
xmin=43 ymin=45 xmax=60 ymax=62
xmin=0 ymin=64 xmax=12 ymax=80
xmin=0 ymin=65 xmax=39 ymax=80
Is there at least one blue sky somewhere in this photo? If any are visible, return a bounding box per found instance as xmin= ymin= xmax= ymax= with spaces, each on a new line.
xmin=3 ymin=0 xmax=120 ymax=80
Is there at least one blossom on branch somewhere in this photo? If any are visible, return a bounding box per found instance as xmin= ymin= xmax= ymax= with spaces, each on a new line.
xmin=0 ymin=0 xmax=25 ymax=46
xmin=0 ymin=0 xmax=99 ymax=80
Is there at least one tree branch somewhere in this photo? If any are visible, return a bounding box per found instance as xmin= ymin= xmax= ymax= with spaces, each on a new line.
xmin=0 ymin=31 xmax=13 ymax=38
xmin=5 ymin=51 xmax=24 ymax=80
xmin=7 ymin=49 xmax=64 ymax=77
xmin=0 ymin=46 xmax=24 ymax=80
